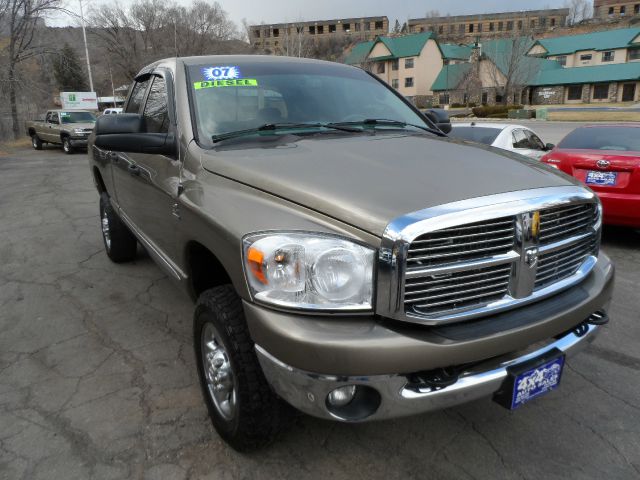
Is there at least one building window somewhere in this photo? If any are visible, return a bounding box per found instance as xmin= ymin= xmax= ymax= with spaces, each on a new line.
xmin=317 ymin=25 xmax=324 ymax=34
xmin=518 ymin=20 xmax=523 ymax=30
xmin=551 ymin=18 xmax=556 ymax=27
xmin=439 ymin=93 xmax=450 ymax=105
xmin=628 ymin=48 xmax=640 ymax=61
xmin=507 ymin=21 xmax=514 ymax=31
xmin=343 ymin=23 xmax=350 ymax=32
xmin=498 ymin=21 xmax=503 ymax=31
xmin=496 ymin=93 xmax=504 ymax=103
xmin=364 ymin=22 xmax=371 ymax=31
xmin=439 ymin=25 xmax=444 ymax=34
xmin=449 ymin=24 xmax=455 ymax=33
xmin=540 ymin=17 xmax=547 ymax=27
xmin=477 ymin=23 xmax=483 ymax=32
xmin=530 ymin=20 xmax=536 ymax=28
xmin=309 ymin=26 xmax=315 ymax=34
xmin=405 ymin=77 xmax=414 ymax=88
xmin=567 ymin=85 xmax=583 ymax=100
xmin=593 ymin=84 xmax=610 ymax=100
xmin=620 ymin=6 xmax=626 ymax=15
xmin=469 ymin=23 xmax=474 ymax=33
xmin=635 ymin=4 xmax=640 ymax=14
xmin=405 ymin=58 xmax=414 ymax=69
xmin=489 ymin=22 xmax=494 ymax=31
xmin=481 ymin=92 xmax=488 ymax=104
xmin=391 ymin=59 xmax=399 ymax=71
xmin=377 ymin=63 xmax=385 ymax=74
xmin=375 ymin=21 xmax=384 ymax=29
xmin=328 ymin=24 xmax=336 ymax=33
xmin=602 ymin=51 xmax=615 ymax=62
xmin=463 ymin=93 xmax=469 ymax=104
xmin=580 ymin=53 xmax=592 ymax=62
xmin=391 ymin=79 xmax=399 ymax=89
xmin=264 ymin=30 xmax=271 ymax=38
xmin=608 ymin=7 xmax=614 ymax=15
xmin=557 ymin=55 xmax=567 ymax=66
xmin=355 ymin=23 xmax=361 ymax=32
xmin=254 ymin=30 xmax=261 ymax=38
xmin=459 ymin=24 xmax=465 ymax=33
xmin=273 ymin=28 xmax=279 ymax=37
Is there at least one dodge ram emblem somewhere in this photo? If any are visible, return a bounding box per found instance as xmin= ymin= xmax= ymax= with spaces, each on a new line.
xmin=525 ymin=248 xmax=539 ymax=268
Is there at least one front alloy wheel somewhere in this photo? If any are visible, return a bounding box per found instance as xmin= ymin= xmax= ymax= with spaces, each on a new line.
xmin=201 ymin=323 xmax=237 ymax=421
xmin=62 ymin=137 xmax=73 ymax=154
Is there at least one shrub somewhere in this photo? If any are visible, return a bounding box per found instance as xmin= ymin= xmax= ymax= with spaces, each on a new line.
xmin=487 ymin=112 xmax=509 ymax=119
xmin=472 ymin=104 xmax=524 ymax=118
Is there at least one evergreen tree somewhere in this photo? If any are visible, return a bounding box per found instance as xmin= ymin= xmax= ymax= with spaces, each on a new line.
xmin=52 ymin=44 xmax=89 ymax=92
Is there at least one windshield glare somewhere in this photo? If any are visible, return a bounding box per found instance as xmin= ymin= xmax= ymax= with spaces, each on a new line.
xmin=61 ymin=111 xmax=96 ymax=124
xmin=558 ymin=127 xmax=640 ymax=152
xmin=450 ymin=126 xmax=502 ymax=145
xmin=188 ymin=62 xmax=430 ymax=145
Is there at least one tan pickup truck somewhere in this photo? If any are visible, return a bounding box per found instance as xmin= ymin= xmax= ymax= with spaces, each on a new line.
xmin=26 ymin=109 xmax=96 ymax=154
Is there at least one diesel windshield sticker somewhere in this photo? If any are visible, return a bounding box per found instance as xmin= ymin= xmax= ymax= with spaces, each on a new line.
xmin=194 ymin=79 xmax=258 ymax=90
xmin=201 ymin=66 xmax=240 ymax=81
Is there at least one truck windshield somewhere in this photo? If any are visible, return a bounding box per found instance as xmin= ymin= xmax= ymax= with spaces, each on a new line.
xmin=60 ymin=112 xmax=96 ymax=124
xmin=187 ymin=61 xmax=433 ymax=145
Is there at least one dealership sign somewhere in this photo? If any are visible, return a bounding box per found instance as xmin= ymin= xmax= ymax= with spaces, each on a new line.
xmin=60 ymin=92 xmax=98 ymax=110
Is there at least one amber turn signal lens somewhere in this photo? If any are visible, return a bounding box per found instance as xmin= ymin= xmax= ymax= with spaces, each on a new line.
xmin=247 ymin=247 xmax=267 ymax=284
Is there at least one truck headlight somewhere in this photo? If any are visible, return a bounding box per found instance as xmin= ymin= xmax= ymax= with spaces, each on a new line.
xmin=242 ymin=232 xmax=375 ymax=311
xmin=74 ymin=128 xmax=85 ymax=134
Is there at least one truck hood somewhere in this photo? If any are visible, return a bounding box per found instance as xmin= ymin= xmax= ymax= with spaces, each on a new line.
xmin=201 ymin=133 xmax=577 ymax=237
xmin=64 ymin=122 xmax=95 ymax=130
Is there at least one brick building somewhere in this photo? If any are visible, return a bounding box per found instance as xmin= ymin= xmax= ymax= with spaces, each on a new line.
xmin=249 ymin=17 xmax=388 ymax=54
xmin=408 ymin=9 xmax=569 ymax=40
xmin=593 ymin=0 xmax=640 ymax=18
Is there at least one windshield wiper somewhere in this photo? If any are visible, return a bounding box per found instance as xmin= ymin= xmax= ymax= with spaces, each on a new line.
xmin=327 ymin=118 xmax=446 ymax=137
xmin=211 ymin=122 xmax=361 ymax=143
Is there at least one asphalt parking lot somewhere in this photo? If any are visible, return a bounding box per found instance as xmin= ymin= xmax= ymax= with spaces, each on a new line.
xmin=1 ymin=140 xmax=639 ymax=480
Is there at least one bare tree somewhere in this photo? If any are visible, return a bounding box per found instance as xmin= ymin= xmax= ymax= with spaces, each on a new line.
xmin=566 ymin=0 xmax=592 ymax=24
xmin=3 ymin=0 xmax=62 ymax=138
xmin=280 ymin=21 xmax=313 ymax=58
xmin=483 ymin=35 xmax=540 ymax=105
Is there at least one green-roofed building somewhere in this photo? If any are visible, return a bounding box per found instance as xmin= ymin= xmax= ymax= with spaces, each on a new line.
xmin=344 ymin=33 xmax=472 ymax=103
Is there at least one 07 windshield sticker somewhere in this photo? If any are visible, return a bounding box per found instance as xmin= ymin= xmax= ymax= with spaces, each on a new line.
xmin=202 ymin=66 xmax=240 ymax=80
xmin=193 ymin=79 xmax=258 ymax=90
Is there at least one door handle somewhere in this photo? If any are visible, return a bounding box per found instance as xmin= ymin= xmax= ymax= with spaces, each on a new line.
xmin=109 ymin=152 xmax=119 ymax=163
xmin=128 ymin=164 xmax=141 ymax=176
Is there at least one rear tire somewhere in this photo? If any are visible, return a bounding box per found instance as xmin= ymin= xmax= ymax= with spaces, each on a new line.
xmin=31 ymin=134 xmax=43 ymax=150
xmin=194 ymin=285 xmax=292 ymax=452
xmin=99 ymin=192 xmax=137 ymax=263
xmin=62 ymin=137 xmax=73 ymax=154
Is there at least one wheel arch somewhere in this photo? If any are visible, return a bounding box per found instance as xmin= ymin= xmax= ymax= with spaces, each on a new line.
xmin=185 ymin=241 xmax=234 ymax=301
xmin=92 ymin=167 xmax=107 ymax=194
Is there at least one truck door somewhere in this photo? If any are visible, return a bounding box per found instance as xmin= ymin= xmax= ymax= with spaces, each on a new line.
xmin=117 ymin=73 xmax=181 ymax=263
xmin=44 ymin=112 xmax=59 ymax=143
xmin=109 ymin=76 xmax=151 ymax=213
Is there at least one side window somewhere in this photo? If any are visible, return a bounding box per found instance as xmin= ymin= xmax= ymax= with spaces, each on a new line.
xmin=45 ymin=112 xmax=52 ymax=123
xmin=512 ymin=129 xmax=529 ymax=149
xmin=143 ymin=76 xmax=169 ymax=134
xmin=51 ymin=113 xmax=60 ymax=125
xmin=126 ymin=78 xmax=150 ymax=114
xmin=525 ymin=130 xmax=545 ymax=150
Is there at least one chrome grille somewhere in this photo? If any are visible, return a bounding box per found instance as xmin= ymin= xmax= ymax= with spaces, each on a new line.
xmin=406 ymin=264 xmax=513 ymax=316
xmin=407 ymin=217 xmax=515 ymax=267
xmin=535 ymin=235 xmax=598 ymax=290
xmin=539 ymin=204 xmax=596 ymax=245
xmin=381 ymin=188 xmax=601 ymax=325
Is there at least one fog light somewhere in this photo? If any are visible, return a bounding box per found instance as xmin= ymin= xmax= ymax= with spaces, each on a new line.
xmin=327 ymin=385 xmax=357 ymax=407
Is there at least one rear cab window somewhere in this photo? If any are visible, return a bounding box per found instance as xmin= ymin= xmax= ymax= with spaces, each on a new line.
xmin=450 ymin=126 xmax=502 ymax=145
xmin=558 ymin=127 xmax=640 ymax=152
xmin=126 ymin=78 xmax=151 ymax=114
xmin=143 ymin=75 xmax=170 ymax=133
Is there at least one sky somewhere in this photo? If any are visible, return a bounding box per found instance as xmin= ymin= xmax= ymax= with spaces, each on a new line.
xmin=53 ymin=0 xmax=571 ymax=28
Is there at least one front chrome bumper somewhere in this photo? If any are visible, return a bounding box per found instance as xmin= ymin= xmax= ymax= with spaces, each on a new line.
xmin=256 ymin=321 xmax=602 ymax=422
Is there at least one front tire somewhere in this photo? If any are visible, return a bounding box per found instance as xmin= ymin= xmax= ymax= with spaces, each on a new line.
xmin=194 ymin=285 xmax=291 ymax=451
xmin=31 ymin=134 xmax=43 ymax=150
xmin=62 ymin=137 xmax=73 ymax=154
xmin=99 ymin=192 xmax=137 ymax=263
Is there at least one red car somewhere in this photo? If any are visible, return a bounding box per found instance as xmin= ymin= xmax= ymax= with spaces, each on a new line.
xmin=541 ymin=124 xmax=640 ymax=228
